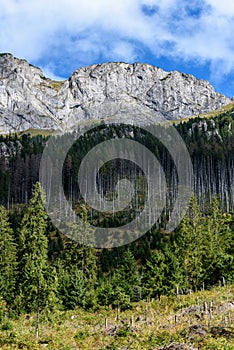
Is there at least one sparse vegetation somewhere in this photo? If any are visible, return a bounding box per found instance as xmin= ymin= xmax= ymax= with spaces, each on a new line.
xmin=50 ymin=80 xmax=64 ymax=91
xmin=0 ymin=285 xmax=233 ymax=349
xmin=38 ymin=80 xmax=64 ymax=92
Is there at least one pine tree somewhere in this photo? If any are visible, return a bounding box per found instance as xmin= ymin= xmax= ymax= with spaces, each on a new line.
xmin=0 ymin=205 xmax=18 ymax=304
xmin=17 ymin=182 xmax=58 ymax=333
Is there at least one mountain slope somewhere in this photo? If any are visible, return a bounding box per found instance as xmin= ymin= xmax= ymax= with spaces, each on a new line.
xmin=0 ymin=53 xmax=231 ymax=133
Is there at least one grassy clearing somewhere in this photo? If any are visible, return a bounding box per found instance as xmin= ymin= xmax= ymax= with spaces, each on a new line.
xmin=0 ymin=285 xmax=233 ymax=349
xmin=172 ymin=102 xmax=234 ymax=125
xmin=39 ymin=80 xmax=65 ymax=92
xmin=18 ymin=128 xmax=55 ymax=137
xmin=49 ymin=80 xmax=65 ymax=92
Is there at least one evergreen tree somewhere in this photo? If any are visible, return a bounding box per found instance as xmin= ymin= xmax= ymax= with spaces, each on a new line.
xmin=174 ymin=195 xmax=205 ymax=290
xmin=17 ymin=182 xmax=58 ymax=319
xmin=97 ymin=248 xmax=139 ymax=308
xmin=202 ymin=198 xmax=234 ymax=285
xmin=174 ymin=195 xmax=234 ymax=290
xmin=58 ymin=205 xmax=97 ymax=309
xmin=143 ymin=245 xmax=182 ymax=299
xmin=114 ymin=248 xmax=139 ymax=301
xmin=0 ymin=205 xmax=18 ymax=304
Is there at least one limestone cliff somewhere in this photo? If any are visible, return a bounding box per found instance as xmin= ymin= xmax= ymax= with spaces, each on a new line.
xmin=0 ymin=53 xmax=231 ymax=133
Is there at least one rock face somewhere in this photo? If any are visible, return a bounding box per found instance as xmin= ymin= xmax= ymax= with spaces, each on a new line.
xmin=0 ymin=53 xmax=231 ymax=133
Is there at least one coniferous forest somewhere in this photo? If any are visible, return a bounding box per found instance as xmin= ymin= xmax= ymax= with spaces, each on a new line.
xmin=0 ymin=108 xmax=234 ymax=349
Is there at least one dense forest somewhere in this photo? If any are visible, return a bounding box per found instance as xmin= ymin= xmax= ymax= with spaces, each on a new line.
xmin=0 ymin=108 xmax=233 ymax=211
xmin=0 ymin=109 xmax=234 ymax=348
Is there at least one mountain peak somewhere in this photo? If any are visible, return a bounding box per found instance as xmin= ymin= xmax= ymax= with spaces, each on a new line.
xmin=0 ymin=54 xmax=231 ymax=134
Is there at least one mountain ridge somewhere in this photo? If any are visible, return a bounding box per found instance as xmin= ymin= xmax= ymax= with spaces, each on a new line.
xmin=0 ymin=53 xmax=231 ymax=133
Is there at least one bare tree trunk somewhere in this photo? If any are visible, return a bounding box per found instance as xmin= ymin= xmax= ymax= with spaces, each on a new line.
xmin=35 ymin=284 xmax=40 ymax=338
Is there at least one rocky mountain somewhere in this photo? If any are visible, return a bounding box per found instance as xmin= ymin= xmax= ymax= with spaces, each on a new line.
xmin=0 ymin=53 xmax=231 ymax=133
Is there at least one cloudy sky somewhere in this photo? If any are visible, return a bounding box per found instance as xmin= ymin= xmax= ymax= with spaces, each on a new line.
xmin=1 ymin=0 xmax=234 ymax=97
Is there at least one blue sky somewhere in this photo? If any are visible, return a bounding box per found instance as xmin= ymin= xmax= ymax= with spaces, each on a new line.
xmin=1 ymin=0 xmax=234 ymax=97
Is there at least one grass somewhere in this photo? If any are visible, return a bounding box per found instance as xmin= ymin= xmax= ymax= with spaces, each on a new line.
xmin=39 ymin=80 xmax=65 ymax=93
xmin=0 ymin=285 xmax=233 ymax=349
xmin=49 ymin=81 xmax=65 ymax=92
xmin=18 ymin=128 xmax=55 ymax=137
xmin=172 ymin=102 xmax=234 ymax=125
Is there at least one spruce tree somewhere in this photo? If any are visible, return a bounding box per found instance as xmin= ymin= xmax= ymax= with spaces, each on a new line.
xmin=114 ymin=248 xmax=138 ymax=301
xmin=174 ymin=195 xmax=205 ymax=290
xmin=97 ymin=248 xmax=140 ymax=308
xmin=0 ymin=205 xmax=18 ymax=305
xmin=58 ymin=205 xmax=97 ymax=309
xmin=17 ymin=182 xmax=57 ymax=321
xmin=202 ymin=198 xmax=234 ymax=285
xmin=143 ymin=246 xmax=182 ymax=299
xmin=175 ymin=196 xmax=234 ymax=289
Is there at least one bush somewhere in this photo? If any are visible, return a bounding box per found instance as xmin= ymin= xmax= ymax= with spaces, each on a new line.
xmin=0 ymin=297 xmax=7 ymax=322
xmin=1 ymin=322 xmax=13 ymax=331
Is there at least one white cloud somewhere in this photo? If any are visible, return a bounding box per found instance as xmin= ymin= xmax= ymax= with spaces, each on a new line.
xmin=206 ymin=0 xmax=234 ymax=16
xmin=0 ymin=0 xmax=234 ymax=85
xmin=108 ymin=41 xmax=139 ymax=62
xmin=41 ymin=66 xmax=66 ymax=81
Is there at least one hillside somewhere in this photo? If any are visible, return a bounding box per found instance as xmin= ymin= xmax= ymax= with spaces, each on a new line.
xmin=0 ymin=55 xmax=234 ymax=350
xmin=0 ymin=285 xmax=233 ymax=349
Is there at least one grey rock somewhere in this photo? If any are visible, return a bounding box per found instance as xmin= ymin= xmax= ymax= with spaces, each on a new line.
xmin=219 ymin=302 xmax=234 ymax=312
xmin=105 ymin=325 xmax=120 ymax=336
xmin=0 ymin=54 xmax=231 ymax=134
xmin=188 ymin=324 xmax=207 ymax=339
xmin=0 ymin=53 xmax=64 ymax=133
xmin=210 ymin=326 xmax=234 ymax=339
xmin=182 ymin=305 xmax=201 ymax=317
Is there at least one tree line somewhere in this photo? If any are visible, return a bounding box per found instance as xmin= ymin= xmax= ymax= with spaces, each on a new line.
xmin=0 ymin=110 xmax=233 ymax=210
